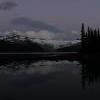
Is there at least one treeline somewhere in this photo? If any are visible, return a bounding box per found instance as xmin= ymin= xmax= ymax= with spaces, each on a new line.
xmin=81 ymin=23 xmax=100 ymax=53
xmin=0 ymin=37 xmax=44 ymax=52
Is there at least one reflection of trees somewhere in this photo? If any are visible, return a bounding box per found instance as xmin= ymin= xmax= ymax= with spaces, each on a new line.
xmin=80 ymin=54 xmax=100 ymax=88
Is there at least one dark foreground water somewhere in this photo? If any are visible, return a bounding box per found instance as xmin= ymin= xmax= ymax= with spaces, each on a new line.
xmin=0 ymin=58 xmax=100 ymax=100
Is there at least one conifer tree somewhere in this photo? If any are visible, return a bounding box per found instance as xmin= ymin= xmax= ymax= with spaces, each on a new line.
xmin=81 ymin=23 xmax=85 ymax=48
xmin=81 ymin=23 xmax=85 ymax=38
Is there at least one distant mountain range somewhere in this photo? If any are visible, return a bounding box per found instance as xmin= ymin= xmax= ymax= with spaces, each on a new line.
xmin=0 ymin=30 xmax=81 ymax=52
xmin=56 ymin=42 xmax=81 ymax=52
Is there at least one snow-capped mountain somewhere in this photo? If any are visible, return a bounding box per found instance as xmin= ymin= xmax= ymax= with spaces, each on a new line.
xmin=0 ymin=30 xmax=80 ymax=49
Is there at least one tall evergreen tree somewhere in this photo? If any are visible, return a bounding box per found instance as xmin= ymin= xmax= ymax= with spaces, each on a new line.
xmin=81 ymin=23 xmax=85 ymax=48
xmin=88 ymin=26 xmax=90 ymax=35
xmin=81 ymin=23 xmax=85 ymax=38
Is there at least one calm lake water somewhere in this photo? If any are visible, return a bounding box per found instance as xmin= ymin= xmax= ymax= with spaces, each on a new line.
xmin=0 ymin=59 xmax=100 ymax=100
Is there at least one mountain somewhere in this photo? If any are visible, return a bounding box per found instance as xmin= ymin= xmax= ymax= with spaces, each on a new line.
xmin=0 ymin=31 xmax=44 ymax=52
xmin=0 ymin=31 xmax=80 ymax=52
xmin=56 ymin=42 xmax=81 ymax=52
xmin=3 ymin=31 xmax=80 ymax=48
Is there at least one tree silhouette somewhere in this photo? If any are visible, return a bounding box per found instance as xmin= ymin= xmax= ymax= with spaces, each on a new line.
xmin=81 ymin=23 xmax=100 ymax=53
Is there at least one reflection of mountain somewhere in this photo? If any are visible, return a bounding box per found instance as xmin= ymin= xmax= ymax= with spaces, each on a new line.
xmin=0 ymin=60 xmax=72 ymax=74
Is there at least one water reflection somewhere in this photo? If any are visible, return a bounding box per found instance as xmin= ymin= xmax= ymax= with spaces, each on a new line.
xmin=80 ymin=55 xmax=100 ymax=88
xmin=0 ymin=60 xmax=79 ymax=75
xmin=0 ymin=58 xmax=100 ymax=88
xmin=0 ymin=57 xmax=100 ymax=99
xmin=0 ymin=59 xmax=81 ymax=100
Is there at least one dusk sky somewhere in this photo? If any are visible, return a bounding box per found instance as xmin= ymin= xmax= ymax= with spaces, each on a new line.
xmin=0 ymin=0 xmax=100 ymax=40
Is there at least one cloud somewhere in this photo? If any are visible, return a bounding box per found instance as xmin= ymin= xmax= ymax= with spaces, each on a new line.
xmin=4 ymin=30 xmax=80 ymax=48
xmin=0 ymin=1 xmax=17 ymax=10
xmin=25 ymin=30 xmax=55 ymax=40
xmin=25 ymin=30 xmax=80 ymax=48
xmin=72 ymin=30 xmax=80 ymax=35
xmin=10 ymin=17 xmax=63 ymax=33
xmin=0 ymin=17 xmax=80 ymax=40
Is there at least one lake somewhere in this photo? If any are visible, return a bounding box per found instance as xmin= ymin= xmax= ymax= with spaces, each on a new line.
xmin=0 ymin=58 xmax=99 ymax=100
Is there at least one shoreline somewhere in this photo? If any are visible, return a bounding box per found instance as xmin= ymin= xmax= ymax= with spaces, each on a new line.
xmin=0 ymin=52 xmax=78 ymax=55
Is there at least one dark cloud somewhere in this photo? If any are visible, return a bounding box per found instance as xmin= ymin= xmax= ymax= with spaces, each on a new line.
xmin=0 ymin=1 xmax=17 ymax=10
xmin=10 ymin=17 xmax=62 ymax=33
